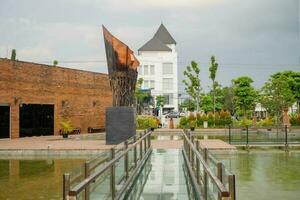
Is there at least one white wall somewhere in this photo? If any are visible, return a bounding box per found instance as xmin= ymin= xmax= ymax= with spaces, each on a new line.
xmin=137 ymin=49 xmax=178 ymax=111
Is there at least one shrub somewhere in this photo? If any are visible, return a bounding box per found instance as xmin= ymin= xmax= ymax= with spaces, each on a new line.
xmin=179 ymin=116 xmax=189 ymax=129
xmin=219 ymin=109 xmax=232 ymax=126
xmin=189 ymin=120 xmax=196 ymax=128
xmin=207 ymin=112 xmax=214 ymax=126
xmin=136 ymin=115 xmax=158 ymax=129
xmin=239 ymin=117 xmax=252 ymax=127
xmin=196 ymin=113 xmax=203 ymax=127
xmin=60 ymin=119 xmax=73 ymax=134
xmin=188 ymin=113 xmax=196 ymax=121
xmin=290 ymin=113 xmax=300 ymax=126
xmin=257 ymin=117 xmax=274 ymax=127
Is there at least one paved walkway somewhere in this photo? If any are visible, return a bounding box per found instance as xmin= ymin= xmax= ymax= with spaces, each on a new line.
xmin=199 ymin=139 xmax=236 ymax=150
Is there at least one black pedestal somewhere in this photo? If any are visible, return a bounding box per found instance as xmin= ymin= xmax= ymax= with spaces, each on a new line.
xmin=105 ymin=107 xmax=136 ymax=145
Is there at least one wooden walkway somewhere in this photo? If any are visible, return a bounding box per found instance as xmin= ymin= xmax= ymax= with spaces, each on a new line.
xmin=199 ymin=139 xmax=236 ymax=150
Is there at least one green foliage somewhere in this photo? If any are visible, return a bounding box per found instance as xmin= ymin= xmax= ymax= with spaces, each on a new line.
xmin=60 ymin=119 xmax=73 ymax=134
xmin=189 ymin=120 xmax=196 ymax=128
xmin=257 ymin=117 xmax=274 ymax=127
xmin=209 ymin=56 xmax=219 ymax=115
xmin=135 ymin=78 xmax=153 ymax=114
xmin=156 ymin=95 xmax=165 ymax=108
xmin=11 ymin=49 xmax=16 ymax=61
xmin=183 ymin=61 xmax=201 ymax=111
xmin=290 ymin=113 xmax=300 ymax=126
xmin=238 ymin=117 xmax=252 ymax=127
xmin=260 ymin=73 xmax=295 ymax=118
xmin=200 ymin=94 xmax=213 ymax=112
xmin=136 ymin=115 xmax=158 ymax=129
xmin=222 ymin=86 xmax=235 ymax=115
xmin=233 ymin=76 xmax=258 ymax=117
xmin=179 ymin=99 xmax=195 ymax=112
xmin=53 ymin=60 xmax=58 ymax=66
xmin=219 ymin=109 xmax=232 ymax=125
xmin=178 ymin=116 xmax=189 ymax=129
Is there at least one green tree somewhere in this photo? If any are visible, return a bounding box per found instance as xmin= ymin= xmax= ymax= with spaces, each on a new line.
xmin=53 ymin=60 xmax=58 ymax=66
xmin=135 ymin=78 xmax=152 ymax=114
xmin=179 ymin=99 xmax=195 ymax=112
xmin=11 ymin=49 xmax=16 ymax=61
xmin=208 ymin=81 xmax=224 ymax=111
xmin=233 ymin=76 xmax=257 ymax=118
xmin=200 ymin=94 xmax=213 ymax=113
xmin=260 ymin=73 xmax=295 ymax=125
xmin=156 ymin=95 xmax=166 ymax=108
xmin=222 ymin=86 xmax=235 ymax=116
xmin=272 ymin=71 xmax=300 ymax=112
xmin=183 ymin=61 xmax=201 ymax=111
xmin=209 ymin=56 xmax=218 ymax=125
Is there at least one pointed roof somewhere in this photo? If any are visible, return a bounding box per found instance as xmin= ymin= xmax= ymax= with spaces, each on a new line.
xmin=138 ymin=36 xmax=172 ymax=52
xmin=154 ymin=24 xmax=176 ymax=45
xmin=138 ymin=24 xmax=176 ymax=52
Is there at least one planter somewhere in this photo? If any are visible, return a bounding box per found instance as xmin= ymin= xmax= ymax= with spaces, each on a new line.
xmin=190 ymin=127 xmax=195 ymax=131
xmin=203 ymin=121 xmax=208 ymax=129
xmin=62 ymin=133 xmax=68 ymax=139
xmin=267 ymin=128 xmax=272 ymax=131
xmin=150 ymin=128 xmax=155 ymax=131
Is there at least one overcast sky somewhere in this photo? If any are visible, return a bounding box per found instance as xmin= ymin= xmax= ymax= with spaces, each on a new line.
xmin=0 ymin=0 xmax=299 ymax=92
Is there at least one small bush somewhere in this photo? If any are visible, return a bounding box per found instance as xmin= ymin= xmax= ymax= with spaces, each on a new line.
xmin=239 ymin=117 xmax=252 ymax=127
xmin=290 ymin=113 xmax=300 ymax=126
xmin=137 ymin=115 xmax=158 ymax=129
xmin=257 ymin=117 xmax=274 ymax=127
xmin=179 ymin=116 xmax=189 ymax=129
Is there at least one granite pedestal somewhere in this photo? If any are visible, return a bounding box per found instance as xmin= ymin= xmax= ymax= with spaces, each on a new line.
xmin=105 ymin=107 xmax=136 ymax=145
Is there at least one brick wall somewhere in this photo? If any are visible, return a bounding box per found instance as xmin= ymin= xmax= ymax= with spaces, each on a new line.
xmin=0 ymin=58 xmax=112 ymax=138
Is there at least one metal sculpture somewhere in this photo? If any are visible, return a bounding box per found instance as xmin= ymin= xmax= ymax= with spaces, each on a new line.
xmin=102 ymin=25 xmax=140 ymax=107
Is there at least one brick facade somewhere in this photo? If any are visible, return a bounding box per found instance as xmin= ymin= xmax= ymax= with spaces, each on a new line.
xmin=0 ymin=58 xmax=112 ymax=138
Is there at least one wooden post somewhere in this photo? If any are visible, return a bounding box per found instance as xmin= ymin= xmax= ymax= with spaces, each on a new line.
xmin=229 ymin=174 xmax=236 ymax=200
xmin=191 ymin=136 xmax=194 ymax=169
xmin=246 ymin=125 xmax=249 ymax=146
xmin=110 ymin=148 xmax=116 ymax=200
xmin=144 ymin=135 xmax=147 ymax=153
xmin=124 ymin=141 xmax=129 ymax=180
xmin=84 ymin=161 xmax=90 ymax=200
xmin=63 ymin=173 xmax=70 ymax=200
xmin=229 ymin=125 xmax=231 ymax=144
xmin=133 ymin=136 xmax=137 ymax=167
xmin=217 ymin=162 xmax=223 ymax=200
xmin=139 ymin=132 xmax=143 ymax=159
xmin=196 ymin=140 xmax=200 ymax=184
xmin=204 ymin=148 xmax=208 ymax=200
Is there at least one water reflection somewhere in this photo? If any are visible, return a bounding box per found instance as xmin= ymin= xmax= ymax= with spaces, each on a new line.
xmin=215 ymin=151 xmax=300 ymax=200
xmin=0 ymin=159 xmax=86 ymax=200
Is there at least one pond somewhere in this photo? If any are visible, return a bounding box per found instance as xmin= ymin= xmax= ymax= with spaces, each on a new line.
xmin=0 ymin=158 xmax=87 ymax=200
xmin=215 ymin=150 xmax=300 ymax=200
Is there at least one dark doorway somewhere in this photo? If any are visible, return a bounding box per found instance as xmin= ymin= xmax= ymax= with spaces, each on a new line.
xmin=0 ymin=106 xmax=10 ymax=138
xmin=20 ymin=104 xmax=54 ymax=137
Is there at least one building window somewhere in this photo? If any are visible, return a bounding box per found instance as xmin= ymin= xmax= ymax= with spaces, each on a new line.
xmin=163 ymin=93 xmax=173 ymax=105
xmin=138 ymin=66 xmax=143 ymax=75
xmin=150 ymin=80 xmax=155 ymax=89
xmin=144 ymin=65 xmax=149 ymax=75
xmin=162 ymin=63 xmax=173 ymax=74
xmin=163 ymin=78 xmax=173 ymax=90
xmin=150 ymin=65 xmax=155 ymax=75
xmin=144 ymin=80 xmax=149 ymax=88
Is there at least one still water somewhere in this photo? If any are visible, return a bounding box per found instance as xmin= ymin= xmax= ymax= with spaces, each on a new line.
xmin=215 ymin=151 xmax=300 ymax=200
xmin=0 ymin=158 xmax=86 ymax=200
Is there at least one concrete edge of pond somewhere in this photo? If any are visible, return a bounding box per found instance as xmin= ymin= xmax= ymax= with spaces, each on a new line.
xmin=0 ymin=149 xmax=103 ymax=158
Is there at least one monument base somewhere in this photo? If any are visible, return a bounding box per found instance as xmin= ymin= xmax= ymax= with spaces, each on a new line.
xmin=105 ymin=107 xmax=136 ymax=145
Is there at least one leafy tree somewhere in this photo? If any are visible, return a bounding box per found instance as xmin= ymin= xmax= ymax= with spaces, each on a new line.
xmin=209 ymin=56 xmax=218 ymax=125
xmin=260 ymin=73 xmax=295 ymax=125
xmin=179 ymin=99 xmax=195 ymax=112
xmin=272 ymin=71 xmax=300 ymax=112
xmin=232 ymin=76 xmax=257 ymax=118
xmin=156 ymin=95 xmax=166 ymax=108
xmin=200 ymin=94 xmax=213 ymax=113
xmin=135 ymin=78 xmax=152 ymax=114
xmin=208 ymin=81 xmax=224 ymax=111
xmin=222 ymin=86 xmax=235 ymax=116
xmin=53 ymin=60 xmax=58 ymax=66
xmin=182 ymin=61 xmax=201 ymax=111
xmin=11 ymin=49 xmax=16 ymax=61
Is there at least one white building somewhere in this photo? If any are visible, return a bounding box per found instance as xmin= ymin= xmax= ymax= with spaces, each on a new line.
xmin=137 ymin=24 xmax=178 ymax=113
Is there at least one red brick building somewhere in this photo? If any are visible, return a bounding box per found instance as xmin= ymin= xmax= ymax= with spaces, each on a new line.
xmin=0 ymin=58 xmax=112 ymax=139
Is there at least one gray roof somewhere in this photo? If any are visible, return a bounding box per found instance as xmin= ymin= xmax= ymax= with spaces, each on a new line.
xmin=154 ymin=24 xmax=176 ymax=45
xmin=138 ymin=24 xmax=176 ymax=52
xmin=138 ymin=36 xmax=172 ymax=52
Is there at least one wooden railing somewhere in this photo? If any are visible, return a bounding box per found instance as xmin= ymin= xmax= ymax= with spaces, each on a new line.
xmin=63 ymin=130 xmax=152 ymax=200
xmin=182 ymin=130 xmax=236 ymax=200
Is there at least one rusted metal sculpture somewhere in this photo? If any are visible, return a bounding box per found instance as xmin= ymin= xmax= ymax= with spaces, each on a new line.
xmin=102 ymin=25 xmax=140 ymax=107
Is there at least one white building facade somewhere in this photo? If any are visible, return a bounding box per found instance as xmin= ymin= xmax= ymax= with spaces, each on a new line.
xmin=137 ymin=24 xmax=178 ymax=112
